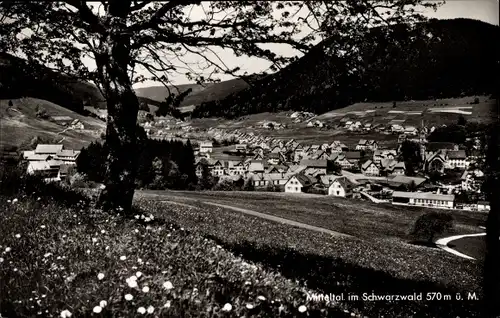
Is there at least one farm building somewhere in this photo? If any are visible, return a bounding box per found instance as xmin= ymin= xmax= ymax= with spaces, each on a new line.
xmin=391 ymin=191 xmax=455 ymax=209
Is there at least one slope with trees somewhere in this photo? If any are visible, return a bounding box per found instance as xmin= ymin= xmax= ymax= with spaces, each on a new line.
xmin=192 ymin=18 xmax=499 ymax=119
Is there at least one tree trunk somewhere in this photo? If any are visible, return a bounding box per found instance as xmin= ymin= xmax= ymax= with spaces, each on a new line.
xmin=95 ymin=23 xmax=139 ymax=212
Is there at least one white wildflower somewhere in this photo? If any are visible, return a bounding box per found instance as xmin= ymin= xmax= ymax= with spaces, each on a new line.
xmin=246 ymin=304 xmax=254 ymax=309
xmin=164 ymin=301 xmax=171 ymax=308
xmin=92 ymin=306 xmax=102 ymax=313
xmin=142 ymin=286 xmax=150 ymax=293
xmin=40 ymin=225 xmax=46 ymax=229
xmin=60 ymin=309 xmax=72 ymax=318
xmin=124 ymin=294 xmax=133 ymax=301
xmin=298 ymin=305 xmax=307 ymax=313
xmin=134 ymin=229 xmax=139 ymax=233
xmin=99 ymin=300 xmax=107 ymax=308
xmin=0 ymin=257 xmax=4 ymax=263
xmin=222 ymin=303 xmax=232 ymax=312
xmin=5 ymin=247 xmax=11 ymax=253
xmin=7 ymin=200 xmax=11 ymax=203
xmin=163 ymin=281 xmax=173 ymax=290
xmin=97 ymin=273 xmax=105 ymax=280
xmin=147 ymin=306 xmax=154 ymax=314
xmin=86 ymin=250 xmax=90 ymax=254
xmin=92 ymin=238 xmax=97 ymax=243
xmin=120 ymin=255 xmax=126 ymax=260
xmin=137 ymin=307 xmax=146 ymax=314
xmin=15 ymin=234 xmax=21 ymax=238
xmin=12 ymin=198 xmax=18 ymax=203
xmin=105 ymin=246 xmax=110 ymax=250
xmin=135 ymin=271 xmax=142 ymax=278
xmin=101 ymin=230 xmax=106 ymax=234
xmin=134 ymin=215 xmax=140 ymax=219
xmin=257 ymin=296 xmax=266 ymax=301
xmin=127 ymin=279 xmax=138 ymax=288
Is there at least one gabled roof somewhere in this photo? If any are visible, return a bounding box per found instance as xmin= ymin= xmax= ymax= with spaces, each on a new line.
xmin=25 ymin=154 xmax=51 ymax=161
xmin=289 ymin=174 xmax=316 ymax=187
xmin=390 ymin=175 xmax=427 ymax=186
xmin=300 ymin=159 xmax=327 ymax=168
xmin=320 ymin=174 xmax=340 ymax=186
xmin=330 ymin=176 xmax=355 ymax=191
xmin=361 ymin=160 xmax=376 ymax=170
xmin=57 ymin=150 xmax=80 ymax=158
xmin=358 ymin=139 xmax=367 ymax=145
xmin=248 ymin=161 xmax=265 ymax=172
xmin=35 ymin=144 xmax=64 ymax=154
xmin=28 ymin=161 xmax=51 ymax=171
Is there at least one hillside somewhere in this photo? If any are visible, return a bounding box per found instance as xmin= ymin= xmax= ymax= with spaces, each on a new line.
xmin=135 ymin=78 xmax=250 ymax=107
xmin=0 ymin=98 xmax=105 ymax=151
xmin=0 ymin=52 xmax=160 ymax=111
xmin=192 ymin=18 xmax=499 ymax=119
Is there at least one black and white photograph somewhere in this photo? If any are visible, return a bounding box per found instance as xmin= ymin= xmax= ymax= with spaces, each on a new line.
xmin=0 ymin=0 xmax=499 ymax=317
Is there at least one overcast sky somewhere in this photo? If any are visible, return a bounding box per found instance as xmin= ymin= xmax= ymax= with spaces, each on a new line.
xmin=82 ymin=0 xmax=500 ymax=89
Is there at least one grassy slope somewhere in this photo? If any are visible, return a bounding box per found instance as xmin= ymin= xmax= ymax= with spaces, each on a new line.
xmin=0 ymin=98 xmax=105 ymax=151
xmin=186 ymin=95 xmax=495 ymax=147
xmin=0 ymin=196 xmax=355 ymax=317
xmin=135 ymin=193 xmax=484 ymax=317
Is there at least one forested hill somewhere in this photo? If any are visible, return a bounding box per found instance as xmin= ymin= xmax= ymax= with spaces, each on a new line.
xmin=0 ymin=52 xmax=159 ymax=112
xmin=192 ymin=18 xmax=499 ymax=119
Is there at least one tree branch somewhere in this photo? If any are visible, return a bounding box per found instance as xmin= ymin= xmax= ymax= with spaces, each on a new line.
xmin=63 ymin=0 xmax=107 ymax=34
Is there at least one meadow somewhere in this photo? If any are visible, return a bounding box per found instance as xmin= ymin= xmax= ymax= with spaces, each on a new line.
xmin=0 ymin=98 xmax=105 ymax=151
xmin=135 ymin=190 xmax=486 ymax=317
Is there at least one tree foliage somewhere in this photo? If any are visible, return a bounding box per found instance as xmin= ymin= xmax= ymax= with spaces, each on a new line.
xmin=411 ymin=212 xmax=454 ymax=243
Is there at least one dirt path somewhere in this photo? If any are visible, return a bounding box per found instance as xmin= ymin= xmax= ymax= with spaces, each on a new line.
xmin=137 ymin=191 xmax=351 ymax=238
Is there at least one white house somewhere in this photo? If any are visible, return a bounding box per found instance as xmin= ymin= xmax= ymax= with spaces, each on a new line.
xmin=477 ymin=201 xmax=490 ymax=212
xmin=392 ymin=191 xmax=455 ymax=209
xmin=199 ymin=141 xmax=213 ymax=153
xmin=446 ymin=150 xmax=468 ymax=169
xmin=284 ymin=174 xmax=315 ymax=193
xmin=328 ymin=177 xmax=355 ymax=197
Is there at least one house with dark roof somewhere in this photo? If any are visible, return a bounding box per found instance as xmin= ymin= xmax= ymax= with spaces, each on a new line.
xmin=300 ymin=159 xmax=327 ymax=176
xmin=361 ymin=160 xmax=380 ymax=176
xmin=446 ymin=150 xmax=468 ymax=170
xmin=328 ymin=176 xmax=355 ymax=197
xmin=284 ymin=174 xmax=316 ymax=193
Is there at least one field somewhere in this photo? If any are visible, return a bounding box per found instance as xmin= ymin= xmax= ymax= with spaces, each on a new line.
xmin=138 ymin=190 xmax=486 ymax=241
xmin=134 ymin=190 xmax=486 ymax=317
xmin=186 ymin=95 xmax=496 ymax=147
xmin=0 ymin=98 xmax=105 ymax=151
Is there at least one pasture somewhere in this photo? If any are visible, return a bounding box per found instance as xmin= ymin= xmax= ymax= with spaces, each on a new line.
xmin=0 ymin=98 xmax=105 ymax=151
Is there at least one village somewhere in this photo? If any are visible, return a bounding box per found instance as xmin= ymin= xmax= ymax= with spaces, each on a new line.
xmin=19 ymin=106 xmax=489 ymax=213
